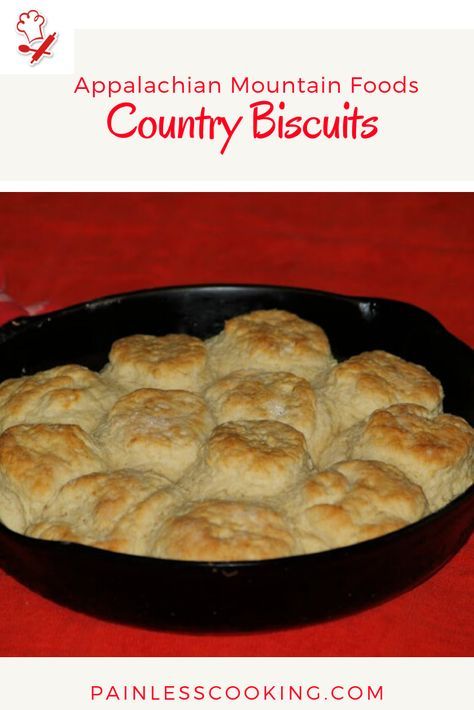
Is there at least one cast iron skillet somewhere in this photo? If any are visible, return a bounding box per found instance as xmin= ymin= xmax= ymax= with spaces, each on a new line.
xmin=0 ymin=284 xmax=472 ymax=631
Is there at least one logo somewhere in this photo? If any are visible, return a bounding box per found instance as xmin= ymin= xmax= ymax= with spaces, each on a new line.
xmin=16 ymin=9 xmax=58 ymax=65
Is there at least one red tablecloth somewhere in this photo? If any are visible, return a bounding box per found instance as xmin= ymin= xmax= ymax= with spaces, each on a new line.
xmin=0 ymin=192 xmax=472 ymax=656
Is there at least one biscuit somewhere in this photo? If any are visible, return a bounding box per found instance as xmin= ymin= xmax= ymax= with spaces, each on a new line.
xmin=320 ymin=404 xmax=474 ymax=511
xmin=287 ymin=459 xmax=428 ymax=553
xmin=104 ymin=334 xmax=208 ymax=392
xmin=153 ymin=500 xmax=297 ymax=561
xmin=96 ymin=388 xmax=213 ymax=480
xmin=0 ymin=364 xmax=121 ymax=434
xmin=205 ymin=370 xmax=333 ymax=461
xmin=322 ymin=351 xmax=443 ymax=432
xmin=187 ymin=420 xmax=311 ymax=501
xmin=0 ymin=424 xmax=105 ymax=531
xmin=102 ymin=485 xmax=180 ymax=555
xmin=206 ymin=309 xmax=334 ymax=381
xmin=27 ymin=469 xmax=178 ymax=555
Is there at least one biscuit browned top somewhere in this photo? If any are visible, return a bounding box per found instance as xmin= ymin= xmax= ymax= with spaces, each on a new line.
xmin=105 ymin=333 xmax=208 ymax=392
xmin=0 ymin=423 xmax=105 ymax=530
xmin=204 ymin=369 xmax=333 ymax=461
xmin=0 ymin=364 xmax=121 ymax=434
xmin=205 ymin=370 xmax=316 ymax=428
xmin=288 ymin=459 xmax=428 ymax=553
xmin=207 ymin=309 xmax=334 ymax=380
xmin=153 ymin=500 xmax=297 ymax=561
xmin=188 ymin=419 xmax=311 ymax=500
xmin=96 ymin=388 xmax=214 ymax=480
xmin=320 ymin=404 xmax=474 ymax=511
xmin=27 ymin=469 xmax=178 ymax=555
xmin=102 ymin=485 xmax=180 ymax=556
xmin=322 ymin=350 xmax=443 ymax=432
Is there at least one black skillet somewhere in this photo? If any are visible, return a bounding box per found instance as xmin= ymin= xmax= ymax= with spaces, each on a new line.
xmin=0 ymin=285 xmax=472 ymax=630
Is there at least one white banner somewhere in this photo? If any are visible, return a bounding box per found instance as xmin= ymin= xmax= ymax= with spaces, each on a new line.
xmin=0 ymin=657 xmax=472 ymax=710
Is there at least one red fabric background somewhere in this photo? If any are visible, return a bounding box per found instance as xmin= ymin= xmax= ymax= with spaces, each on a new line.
xmin=0 ymin=192 xmax=472 ymax=656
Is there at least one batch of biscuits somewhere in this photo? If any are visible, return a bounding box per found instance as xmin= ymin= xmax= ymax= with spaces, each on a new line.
xmin=0 ymin=309 xmax=472 ymax=561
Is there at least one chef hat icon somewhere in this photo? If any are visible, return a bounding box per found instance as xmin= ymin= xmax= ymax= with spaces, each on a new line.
xmin=17 ymin=10 xmax=45 ymax=44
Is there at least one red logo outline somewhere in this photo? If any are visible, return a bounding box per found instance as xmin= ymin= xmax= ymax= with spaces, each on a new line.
xmin=16 ymin=9 xmax=58 ymax=65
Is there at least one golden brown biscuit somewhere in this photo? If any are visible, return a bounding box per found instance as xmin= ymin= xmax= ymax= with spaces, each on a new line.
xmin=153 ymin=500 xmax=296 ymax=561
xmin=320 ymin=404 xmax=474 ymax=511
xmin=102 ymin=485 xmax=180 ymax=555
xmin=96 ymin=388 xmax=213 ymax=480
xmin=27 ymin=469 xmax=178 ymax=555
xmin=188 ymin=420 xmax=312 ymax=501
xmin=0 ymin=424 xmax=105 ymax=531
xmin=0 ymin=364 xmax=121 ymax=434
xmin=104 ymin=334 xmax=208 ymax=392
xmin=288 ymin=460 xmax=428 ymax=553
xmin=322 ymin=350 xmax=443 ymax=432
xmin=204 ymin=369 xmax=333 ymax=462
xmin=206 ymin=309 xmax=334 ymax=381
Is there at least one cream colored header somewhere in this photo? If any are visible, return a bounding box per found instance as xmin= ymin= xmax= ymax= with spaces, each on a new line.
xmin=1 ymin=30 xmax=473 ymax=180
